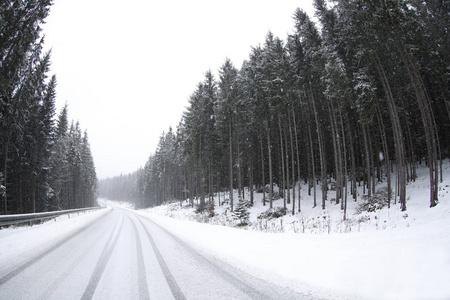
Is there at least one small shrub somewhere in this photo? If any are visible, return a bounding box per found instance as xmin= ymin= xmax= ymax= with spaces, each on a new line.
xmin=356 ymin=187 xmax=390 ymax=214
xmin=256 ymin=186 xmax=270 ymax=194
xmin=233 ymin=198 xmax=250 ymax=226
xmin=258 ymin=207 xmax=287 ymax=220
xmin=195 ymin=200 xmax=207 ymax=214
xmin=272 ymin=192 xmax=281 ymax=200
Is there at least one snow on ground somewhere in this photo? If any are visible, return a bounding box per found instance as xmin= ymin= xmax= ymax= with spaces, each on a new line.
xmin=0 ymin=207 xmax=111 ymax=268
xmin=1 ymin=162 xmax=448 ymax=299
xmin=102 ymin=199 xmax=135 ymax=210
xmin=139 ymin=161 xmax=450 ymax=300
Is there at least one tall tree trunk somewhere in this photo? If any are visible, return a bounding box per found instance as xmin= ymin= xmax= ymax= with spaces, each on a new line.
xmin=237 ymin=139 xmax=242 ymax=201
xmin=249 ymin=149 xmax=254 ymax=206
xmin=288 ymin=107 xmax=297 ymax=214
xmin=361 ymin=124 xmax=372 ymax=198
xmin=398 ymin=48 xmax=438 ymax=207
xmin=339 ymin=110 xmax=348 ymax=219
xmin=2 ymin=139 xmax=9 ymax=214
xmin=260 ymin=130 xmax=266 ymax=206
xmin=368 ymin=127 xmax=376 ymax=196
xmin=336 ymin=106 xmax=344 ymax=211
xmin=283 ymin=118 xmax=291 ymax=206
xmin=376 ymin=105 xmax=391 ymax=208
xmin=199 ymin=140 xmax=205 ymax=211
xmin=19 ymin=178 xmax=24 ymax=214
xmin=344 ymin=112 xmax=357 ymax=202
xmin=309 ymin=83 xmax=327 ymax=209
xmin=376 ymin=56 xmax=407 ymax=210
xmin=278 ymin=117 xmax=286 ymax=210
xmin=229 ymin=121 xmax=233 ymax=211
xmin=306 ymin=109 xmax=316 ymax=207
xmin=292 ymin=108 xmax=301 ymax=213
xmin=266 ymin=116 xmax=273 ymax=208
xmin=209 ymin=162 xmax=213 ymax=203
xmin=327 ymin=99 xmax=340 ymax=205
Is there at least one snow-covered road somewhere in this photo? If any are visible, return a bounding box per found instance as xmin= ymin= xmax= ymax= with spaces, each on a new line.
xmin=0 ymin=206 xmax=308 ymax=299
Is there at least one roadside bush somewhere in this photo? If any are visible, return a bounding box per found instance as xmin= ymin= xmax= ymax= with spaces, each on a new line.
xmin=356 ymin=187 xmax=390 ymax=214
xmin=258 ymin=207 xmax=287 ymax=220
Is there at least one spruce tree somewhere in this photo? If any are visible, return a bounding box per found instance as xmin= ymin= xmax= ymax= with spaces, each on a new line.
xmin=1 ymin=0 xmax=53 ymax=214
xmin=233 ymin=198 xmax=250 ymax=226
xmin=49 ymin=105 xmax=69 ymax=210
xmin=216 ymin=58 xmax=239 ymax=211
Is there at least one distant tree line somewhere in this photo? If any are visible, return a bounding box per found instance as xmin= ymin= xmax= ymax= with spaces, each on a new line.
xmin=0 ymin=0 xmax=98 ymax=214
xmin=99 ymin=0 xmax=449 ymax=215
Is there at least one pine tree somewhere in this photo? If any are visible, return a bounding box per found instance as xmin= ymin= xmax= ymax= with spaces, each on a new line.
xmin=294 ymin=9 xmax=328 ymax=210
xmin=233 ymin=198 xmax=250 ymax=226
xmin=216 ymin=58 xmax=239 ymax=211
xmin=49 ymin=105 xmax=69 ymax=210
xmin=182 ymin=71 xmax=219 ymax=211
xmin=1 ymin=0 xmax=53 ymax=214
xmin=80 ymin=131 xmax=97 ymax=207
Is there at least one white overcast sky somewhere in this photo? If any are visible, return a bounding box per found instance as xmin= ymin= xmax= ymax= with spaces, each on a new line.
xmin=42 ymin=0 xmax=315 ymax=179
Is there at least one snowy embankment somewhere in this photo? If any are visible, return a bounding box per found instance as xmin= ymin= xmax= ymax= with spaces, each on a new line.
xmin=1 ymin=162 xmax=448 ymax=299
xmin=0 ymin=207 xmax=111 ymax=269
xmin=139 ymin=161 xmax=450 ymax=300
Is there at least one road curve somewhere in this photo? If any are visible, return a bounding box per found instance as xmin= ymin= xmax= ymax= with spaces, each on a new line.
xmin=0 ymin=205 xmax=309 ymax=299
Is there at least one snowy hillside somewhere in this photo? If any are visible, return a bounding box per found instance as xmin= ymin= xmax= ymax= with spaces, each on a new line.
xmin=145 ymin=161 xmax=450 ymax=235
xmin=1 ymin=162 xmax=448 ymax=299
xmin=137 ymin=161 xmax=450 ymax=299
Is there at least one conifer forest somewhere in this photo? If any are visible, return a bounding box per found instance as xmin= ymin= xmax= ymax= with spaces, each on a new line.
xmin=100 ymin=0 xmax=450 ymax=216
xmin=1 ymin=1 xmax=449 ymax=216
xmin=1 ymin=2 xmax=449 ymax=299
xmin=1 ymin=0 xmax=97 ymax=214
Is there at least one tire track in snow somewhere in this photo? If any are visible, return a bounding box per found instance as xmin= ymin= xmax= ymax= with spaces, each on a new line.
xmin=0 ymin=208 xmax=111 ymax=286
xmin=126 ymin=213 xmax=151 ymax=300
xmin=135 ymin=216 xmax=187 ymax=300
xmin=81 ymin=210 xmax=124 ymax=300
xmin=37 ymin=220 xmax=109 ymax=300
xmin=135 ymin=213 xmax=309 ymax=300
xmin=135 ymin=213 xmax=272 ymax=300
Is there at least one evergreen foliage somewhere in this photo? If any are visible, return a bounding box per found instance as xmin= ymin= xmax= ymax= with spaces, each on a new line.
xmin=233 ymin=198 xmax=250 ymax=226
xmin=99 ymin=0 xmax=449 ymax=217
xmin=0 ymin=1 xmax=97 ymax=214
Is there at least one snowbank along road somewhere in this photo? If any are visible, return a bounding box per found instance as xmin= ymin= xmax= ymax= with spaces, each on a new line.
xmin=0 ymin=205 xmax=309 ymax=299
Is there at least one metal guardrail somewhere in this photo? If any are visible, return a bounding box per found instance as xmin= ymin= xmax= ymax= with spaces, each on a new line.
xmin=0 ymin=206 xmax=103 ymax=228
